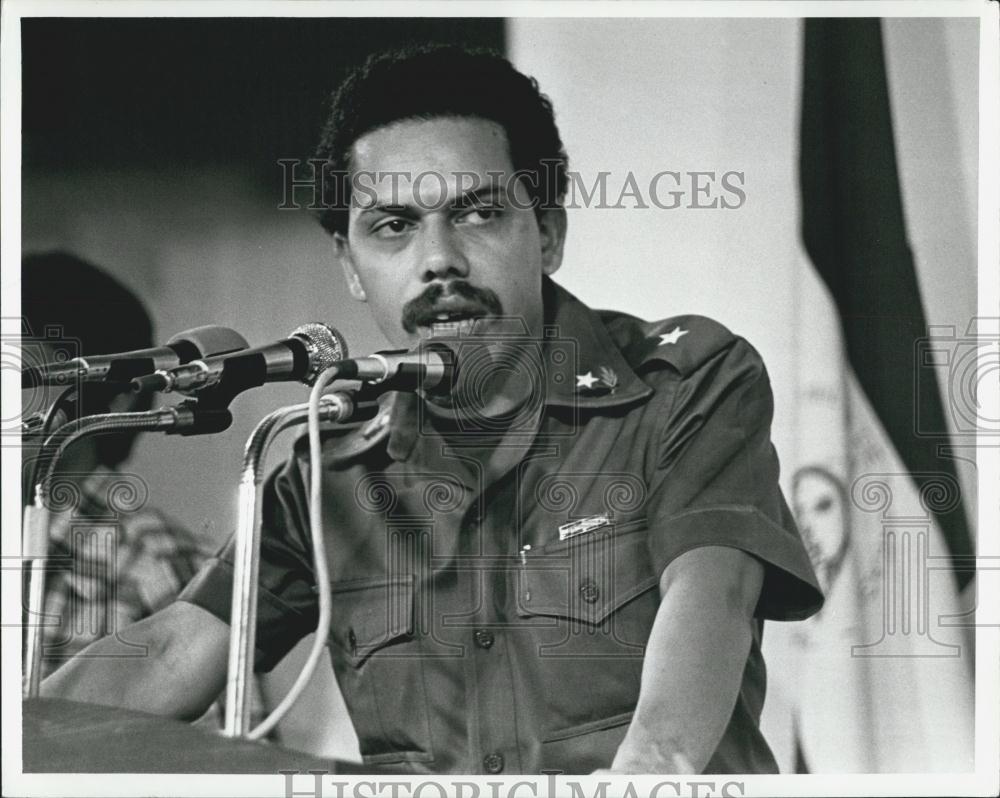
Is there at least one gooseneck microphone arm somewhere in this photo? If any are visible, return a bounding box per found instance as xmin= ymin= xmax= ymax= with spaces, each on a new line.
xmin=131 ymin=323 xmax=347 ymax=399
xmin=21 ymin=325 xmax=249 ymax=388
xmin=223 ymin=383 xmax=379 ymax=738
xmin=22 ymin=403 xmax=236 ymax=699
xmin=24 ymin=322 xmax=347 ymax=699
xmin=223 ymin=344 xmax=458 ymax=736
xmin=21 ymin=324 xmax=250 ymax=488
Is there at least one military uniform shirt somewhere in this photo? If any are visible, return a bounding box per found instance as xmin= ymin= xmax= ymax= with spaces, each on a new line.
xmin=180 ymin=277 xmax=823 ymax=774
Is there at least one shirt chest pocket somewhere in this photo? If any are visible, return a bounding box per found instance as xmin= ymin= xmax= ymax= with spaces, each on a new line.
xmin=512 ymin=521 xmax=662 ymax=751
xmin=515 ymin=521 xmax=660 ymax=652
xmin=327 ymin=575 xmax=434 ymax=766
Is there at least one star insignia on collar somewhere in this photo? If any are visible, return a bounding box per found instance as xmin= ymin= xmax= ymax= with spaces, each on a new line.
xmin=577 ymin=367 xmax=618 ymax=394
xmin=658 ymin=326 xmax=689 ymax=346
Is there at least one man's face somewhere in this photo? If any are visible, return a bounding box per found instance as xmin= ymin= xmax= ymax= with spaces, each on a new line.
xmin=334 ymin=117 xmax=565 ymax=349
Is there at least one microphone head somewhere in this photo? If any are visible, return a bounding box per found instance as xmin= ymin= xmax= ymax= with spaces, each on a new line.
xmin=291 ymin=323 xmax=348 ymax=385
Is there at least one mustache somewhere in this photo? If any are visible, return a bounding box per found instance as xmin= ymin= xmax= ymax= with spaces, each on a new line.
xmin=401 ymin=282 xmax=504 ymax=333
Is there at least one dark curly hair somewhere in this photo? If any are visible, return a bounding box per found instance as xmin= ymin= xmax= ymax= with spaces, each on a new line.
xmin=313 ymin=45 xmax=569 ymax=236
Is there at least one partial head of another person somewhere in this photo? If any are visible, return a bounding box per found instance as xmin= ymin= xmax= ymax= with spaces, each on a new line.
xmin=22 ymin=251 xmax=154 ymax=471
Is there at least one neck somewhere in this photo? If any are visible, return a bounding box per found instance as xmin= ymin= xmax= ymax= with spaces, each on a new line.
xmin=422 ymin=335 xmax=546 ymax=435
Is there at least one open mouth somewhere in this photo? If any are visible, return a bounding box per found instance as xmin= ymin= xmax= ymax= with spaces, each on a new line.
xmin=417 ymin=310 xmax=486 ymax=338
xmin=402 ymin=282 xmax=504 ymax=337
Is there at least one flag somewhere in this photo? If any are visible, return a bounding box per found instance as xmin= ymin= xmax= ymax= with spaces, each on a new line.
xmin=761 ymin=18 xmax=975 ymax=773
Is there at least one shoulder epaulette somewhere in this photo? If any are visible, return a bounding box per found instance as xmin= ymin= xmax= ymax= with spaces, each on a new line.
xmin=599 ymin=311 xmax=739 ymax=378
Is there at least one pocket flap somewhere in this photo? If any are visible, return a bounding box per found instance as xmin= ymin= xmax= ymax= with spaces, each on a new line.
xmin=516 ymin=524 xmax=657 ymax=625
xmin=328 ymin=575 xmax=414 ymax=667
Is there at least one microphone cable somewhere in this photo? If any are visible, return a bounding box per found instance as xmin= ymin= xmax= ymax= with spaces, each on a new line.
xmin=243 ymin=341 xmax=455 ymax=739
xmin=245 ymin=362 xmax=344 ymax=741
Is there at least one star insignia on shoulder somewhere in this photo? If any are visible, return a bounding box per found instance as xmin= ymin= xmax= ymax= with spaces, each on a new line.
xmin=576 ymin=371 xmax=599 ymax=389
xmin=658 ymin=326 xmax=689 ymax=346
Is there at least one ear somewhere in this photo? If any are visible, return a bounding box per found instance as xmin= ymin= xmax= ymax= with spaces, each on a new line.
xmin=537 ymin=207 xmax=567 ymax=276
xmin=333 ymin=233 xmax=367 ymax=302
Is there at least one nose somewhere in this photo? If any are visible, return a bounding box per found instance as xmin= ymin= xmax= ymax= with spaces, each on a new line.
xmin=417 ymin=219 xmax=470 ymax=283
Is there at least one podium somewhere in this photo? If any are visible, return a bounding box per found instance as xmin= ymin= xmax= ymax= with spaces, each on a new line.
xmin=22 ymin=698 xmax=376 ymax=774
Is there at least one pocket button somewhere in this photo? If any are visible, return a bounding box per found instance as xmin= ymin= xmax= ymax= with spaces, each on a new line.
xmin=474 ymin=629 xmax=495 ymax=649
xmin=483 ymin=752 xmax=504 ymax=773
xmin=579 ymin=579 xmax=600 ymax=604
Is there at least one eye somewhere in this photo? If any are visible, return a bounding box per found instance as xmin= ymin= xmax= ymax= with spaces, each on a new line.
xmin=457 ymin=206 xmax=503 ymax=225
xmin=371 ymin=217 xmax=414 ymax=238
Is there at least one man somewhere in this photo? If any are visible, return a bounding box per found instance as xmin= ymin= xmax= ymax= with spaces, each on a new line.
xmin=42 ymin=46 xmax=823 ymax=774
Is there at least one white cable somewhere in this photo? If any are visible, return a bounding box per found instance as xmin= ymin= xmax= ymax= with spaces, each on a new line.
xmin=246 ymin=365 xmax=342 ymax=740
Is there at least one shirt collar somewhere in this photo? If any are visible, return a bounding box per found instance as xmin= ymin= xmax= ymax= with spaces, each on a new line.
xmin=539 ymin=276 xmax=652 ymax=409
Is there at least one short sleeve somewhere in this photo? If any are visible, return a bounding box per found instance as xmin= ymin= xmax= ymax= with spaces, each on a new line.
xmin=177 ymin=456 xmax=320 ymax=671
xmin=645 ymin=337 xmax=823 ymax=621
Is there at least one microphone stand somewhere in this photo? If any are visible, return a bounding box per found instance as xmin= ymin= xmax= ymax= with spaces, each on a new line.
xmin=22 ymin=402 xmax=233 ymax=698
xmin=222 ymin=389 xmax=376 ymax=738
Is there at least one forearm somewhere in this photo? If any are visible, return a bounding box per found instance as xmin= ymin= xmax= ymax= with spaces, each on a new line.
xmin=41 ymin=602 xmax=230 ymax=721
xmin=612 ymin=546 xmax=763 ymax=773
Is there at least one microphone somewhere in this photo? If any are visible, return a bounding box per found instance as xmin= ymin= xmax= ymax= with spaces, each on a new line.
xmin=21 ymin=325 xmax=250 ymax=388
xmin=336 ymin=341 xmax=458 ymax=396
xmin=131 ymin=322 xmax=347 ymax=395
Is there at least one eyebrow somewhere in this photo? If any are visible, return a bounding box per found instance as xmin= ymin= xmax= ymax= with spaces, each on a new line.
xmin=357 ymin=185 xmax=505 ymax=219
